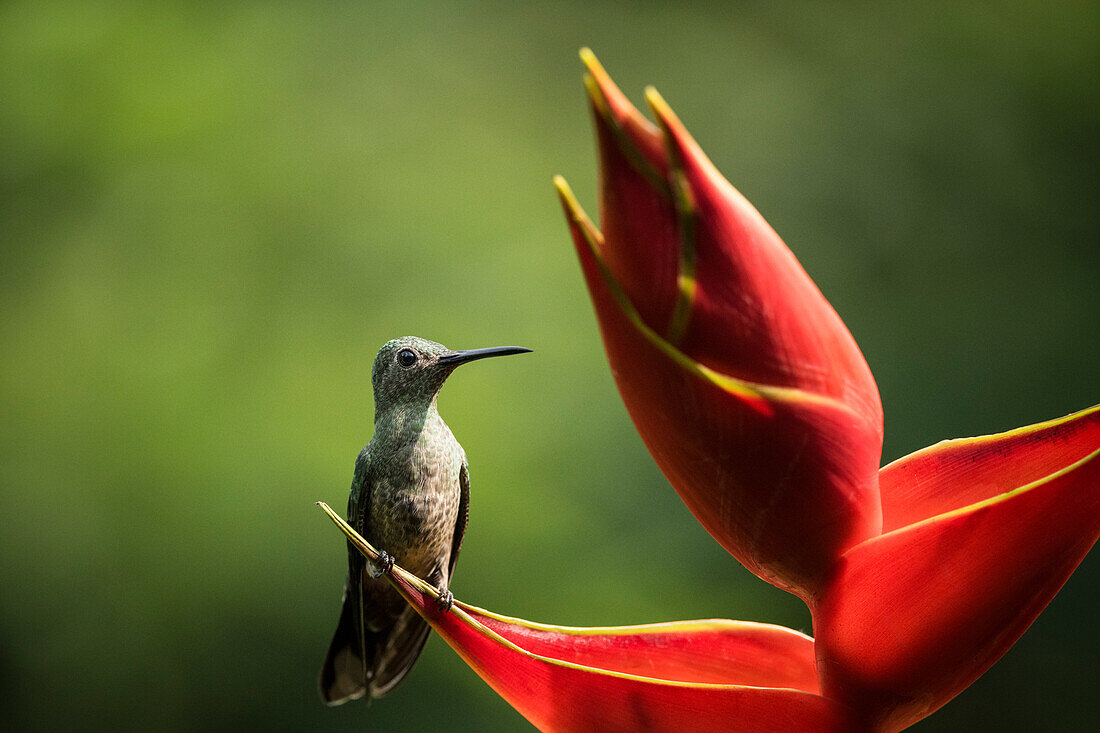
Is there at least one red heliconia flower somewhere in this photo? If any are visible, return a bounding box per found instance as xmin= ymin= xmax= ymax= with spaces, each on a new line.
xmin=319 ymin=49 xmax=1098 ymax=732
xmin=555 ymin=49 xmax=1099 ymax=730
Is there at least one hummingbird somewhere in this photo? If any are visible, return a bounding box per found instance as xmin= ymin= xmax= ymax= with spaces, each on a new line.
xmin=319 ymin=336 xmax=531 ymax=704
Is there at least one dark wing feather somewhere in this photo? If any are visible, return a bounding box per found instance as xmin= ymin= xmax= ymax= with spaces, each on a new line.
xmin=317 ymin=448 xmax=373 ymax=704
xmin=318 ymin=582 xmax=366 ymax=705
xmin=346 ymin=447 xmax=372 ymax=679
xmin=448 ymin=459 xmax=470 ymax=576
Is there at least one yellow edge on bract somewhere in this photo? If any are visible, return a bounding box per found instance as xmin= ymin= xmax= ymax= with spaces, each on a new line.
xmin=315 ymin=502 xmax=819 ymax=693
xmin=462 ymin=602 xmax=815 ymax=642
xmin=880 ymin=403 xmax=1100 ymax=473
xmin=860 ymin=447 xmax=1100 ymax=549
xmin=553 ymin=174 xmax=854 ymax=416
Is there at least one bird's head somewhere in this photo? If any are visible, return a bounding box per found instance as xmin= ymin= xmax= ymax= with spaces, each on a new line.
xmin=371 ymin=336 xmax=530 ymax=412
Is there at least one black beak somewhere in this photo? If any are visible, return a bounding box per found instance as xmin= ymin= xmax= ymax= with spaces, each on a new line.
xmin=437 ymin=346 xmax=532 ymax=367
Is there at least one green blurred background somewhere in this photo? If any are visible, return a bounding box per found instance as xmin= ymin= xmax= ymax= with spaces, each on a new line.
xmin=1 ymin=1 xmax=1096 ymax=730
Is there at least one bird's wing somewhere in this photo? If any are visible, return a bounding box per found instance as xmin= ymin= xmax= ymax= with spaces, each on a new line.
xmin=346 ymin=446 xmax=373 ymax=677
xmin=317 ymin=446 xmax=373 ymax=704
xmin=448 ymin=458 xmax=470 ymax=577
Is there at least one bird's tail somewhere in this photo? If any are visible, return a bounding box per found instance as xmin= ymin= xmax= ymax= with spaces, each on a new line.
xmin=319 ymin=591 xmax=433 ymax=704
xmin=366 ymin=607 xmax=432 ymax=697
xmin=318 ymin=595 xmax=367 ymax=705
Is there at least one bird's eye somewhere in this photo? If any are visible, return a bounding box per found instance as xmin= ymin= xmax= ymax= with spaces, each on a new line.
xmin=397 ymin=348 xmax=417 ymax=368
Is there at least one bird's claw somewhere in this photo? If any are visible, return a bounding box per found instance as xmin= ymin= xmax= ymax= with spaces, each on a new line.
xmin=369 ymin=550 xmax=395 ymax=578
xmin=437 ymin=588 xmax=454 ymax=612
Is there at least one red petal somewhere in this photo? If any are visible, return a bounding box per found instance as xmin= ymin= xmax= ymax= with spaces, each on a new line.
xmin=880 ymin=405 xmax=1100 ymax=532
xmin=815 ymin=447 xmax=1100 ymax=732
xmin=646 ymin=89 xmax=882 ymax=428
xmin=556 ymin=179 xmax=882 ymax=600
xmin=431 ymin=604 xmax=852 ymax=733
xmin=317 ymin=502 xmax=855 ymax=733
xmin=469 ymin=608 xmax=820 ymax=691
xmin=582 ymin=50 xmax=680 ymax=338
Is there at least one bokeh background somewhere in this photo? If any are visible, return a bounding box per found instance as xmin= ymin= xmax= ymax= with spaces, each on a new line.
xmin=1 ymin=1 xmax=1096 ymax=731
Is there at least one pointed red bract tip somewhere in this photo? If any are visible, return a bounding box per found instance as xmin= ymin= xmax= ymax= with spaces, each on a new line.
xmin=581 ymin=54 xmax=681 ymax=341
xmin=581 ymin=48 xmax=666 ymax=174
xmin=879 ymin=405 xmax=1100 ymax=532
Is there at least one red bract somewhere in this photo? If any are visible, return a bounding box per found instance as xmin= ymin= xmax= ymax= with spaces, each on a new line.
xmin=816 ymin=408 xmax=1100 ymax=731
xmin=568 ymin=50 xmax=885 ymax=601
xmin=319 ymin=50 xmax=1098 ymax=732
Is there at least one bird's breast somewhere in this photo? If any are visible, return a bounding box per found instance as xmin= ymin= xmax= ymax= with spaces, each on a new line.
xmin=368 ymin=439 xmax=462 ymax=577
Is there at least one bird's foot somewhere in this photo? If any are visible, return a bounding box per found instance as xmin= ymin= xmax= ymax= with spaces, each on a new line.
xmin=369 ymin=550 xmax=395 ymax=579
xmin=437 ymin=588 xmax=454 ymax=612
